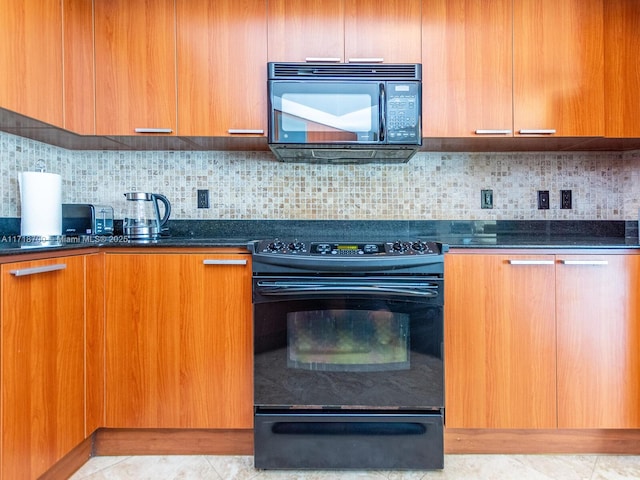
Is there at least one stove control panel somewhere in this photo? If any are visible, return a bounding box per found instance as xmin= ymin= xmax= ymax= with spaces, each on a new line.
xmin=255 ymin=240 xmax=441 ymax=256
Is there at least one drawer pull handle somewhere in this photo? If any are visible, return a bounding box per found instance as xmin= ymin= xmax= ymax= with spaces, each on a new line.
xmin=518 ymin=129 xmax=556 ymax=135
xmin=475 ymin=129 xmax=512 ymax=135
xmin=203 ymin=259 xmax=247 ymax=266
xmin=348 ymin=57 xmax=384 ymax=63
xmin=508 ymin=260 xmax=554 ymax=265
xmin=227 ymin=129 xmax=264 ymax=135
xmin=10 ymin=264 xmax=67 ymax=276
xmin=560 ymin=260 xmax=608 ymax=266
xmin=305 ymin=57 xmax=341 ymax=63
xmin=134 ymin=128 xmax=173 ymax=134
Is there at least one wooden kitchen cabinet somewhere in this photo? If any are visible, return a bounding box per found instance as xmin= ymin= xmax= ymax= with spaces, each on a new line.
xmin=604 ymin=0 xmax=640 ymax=137
xmin=513 ymin=0 xmax=604 ymax=137
xmin=104 ymin=252 xmax=253 ymax=429
xmin=0 ymin=255 xmax=88 ymax=480
xmin=422 ymin=0 xmax=513 ymax=137
xmin=268 ymin=0 xmax=421 ymax=63
xmin=176 ymin=0 xmax=267 ymax=137
xmin=0 ymin=0 xmax=64 ymax=127
xmin=446 ymin=251 xmax=640 ymax=430
xmin=444 ymin=253 xmax=557 ymax=428
xmin=556 ymin=254 xmax=640 ymax=428
xmin=63 ymin=0 xmax=95 ymax=134
xmin=423 ymin=0 xmax=604 ymax=138
xmin=94 ymin=0 xmax=177 ymax=136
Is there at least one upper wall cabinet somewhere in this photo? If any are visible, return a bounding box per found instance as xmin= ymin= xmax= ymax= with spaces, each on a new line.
xmin=422 ymin=0 xmax=604 ymax=138
xmin=0 ymin=0 xmax=64 ymax=127
xmin=422 ymin=0 xmax=513 ymax=137
xmin=604 ymin=0 xmax=640 ymax=138
xmin=94 ymin=0 xmax=177 ymax=136
xmin=513 ymin=0 xmax=604 ymax=137
xmin=176 ymin=0 xmax=267 ymax=137
xmin=63 ymin=0 xmax=95 ymax=134
xmin=268 ymin=0 xmax=421 ymax=64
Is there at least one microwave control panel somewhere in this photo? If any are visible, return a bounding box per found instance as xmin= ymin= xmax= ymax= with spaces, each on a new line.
xmin=386 ymin=82 xmax=420 ymax=143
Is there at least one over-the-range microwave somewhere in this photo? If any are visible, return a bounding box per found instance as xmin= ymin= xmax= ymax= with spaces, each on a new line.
xmin=267 ymin=62 xmax=422 ymax=164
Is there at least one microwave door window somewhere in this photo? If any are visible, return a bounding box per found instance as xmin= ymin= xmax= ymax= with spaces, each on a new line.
xmin=271 ymin=83 xmax=380 ymax=143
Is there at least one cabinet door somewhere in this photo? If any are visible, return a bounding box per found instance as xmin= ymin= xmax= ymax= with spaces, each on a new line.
xmin=268 ymin=0 xmax=421 ymax=63
xmin=0 ymin=0 xmax=63 ymax=126
xmin=1 ymin=256 xmax=85 ymax=480
xmin=604 ymin=0 xmax=640 ymax=137
xmin=94 ymin=0 xmax=177 ymax=135
xmin=556 ymin=255 xmax=640 ymax=428
xmin=444 ymin=254 xmax=557 ymax=428
xmin=344 ymin=0 xmax=422 ymax=63
xmin=105 ymin=253 xmax=253 ymax=429
xmin=63 ymin=0 xmax=95 ymax=134
xmin=422 ymin=0 xmax=513 ymax=137
xmin=267 ymin=0 xmax=345 ymax=62
xmin=513 ymin=0 xmax=604 ymax=137
xmin=177 ymin=0 xmax=267 ymax=137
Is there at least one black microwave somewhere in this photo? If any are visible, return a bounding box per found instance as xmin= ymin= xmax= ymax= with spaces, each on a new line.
xmin=267 ymin=62 xmax=422 ymax=163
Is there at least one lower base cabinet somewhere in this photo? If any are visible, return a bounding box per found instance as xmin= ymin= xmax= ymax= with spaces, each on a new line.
xmin=556 ymin=254 xmax=640 ymax=428
xmin=445 ymin=251 xmax=640 ymax=429
xmin=0 ymin=255 xmax=94 ymax=480
xmin=104 ymin=252 xmax=253 ymax=429
xmin=444 ymin=253 xmax=557 ymax=429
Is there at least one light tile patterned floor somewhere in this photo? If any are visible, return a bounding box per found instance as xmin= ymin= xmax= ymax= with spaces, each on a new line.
xmin=68 ymin=454 xmax=640 ymax=480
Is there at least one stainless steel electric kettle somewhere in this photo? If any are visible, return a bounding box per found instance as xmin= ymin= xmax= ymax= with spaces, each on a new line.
xmin=123 ymin=192 xmax=171 ymax=240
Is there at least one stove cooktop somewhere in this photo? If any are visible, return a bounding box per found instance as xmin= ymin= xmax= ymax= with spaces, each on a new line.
xmin=253 ymin=240 xmax=444 ymax=256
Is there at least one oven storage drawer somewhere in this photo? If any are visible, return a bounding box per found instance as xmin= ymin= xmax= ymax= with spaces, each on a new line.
xmin=254 ymin=409 xmax=443 ymax=470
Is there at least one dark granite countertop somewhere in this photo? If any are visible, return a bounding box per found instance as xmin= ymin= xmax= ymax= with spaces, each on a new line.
xmin=0 ymin=220 xmax=637 ymax=256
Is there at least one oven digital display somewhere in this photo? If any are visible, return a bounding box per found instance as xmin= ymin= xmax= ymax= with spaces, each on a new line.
xmin=337 ymin=245 xmax=358 ymax=250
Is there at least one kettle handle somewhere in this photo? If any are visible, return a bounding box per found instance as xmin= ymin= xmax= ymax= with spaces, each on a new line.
xmin=151 ymin=194 xmax=171 ymax=228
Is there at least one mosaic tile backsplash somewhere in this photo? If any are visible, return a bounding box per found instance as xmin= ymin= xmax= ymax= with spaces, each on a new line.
xmin=1 ymin=131 xmax=639 ymax=221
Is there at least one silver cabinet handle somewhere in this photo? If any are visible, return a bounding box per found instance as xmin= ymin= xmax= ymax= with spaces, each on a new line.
xmin=134 ymin=128 xmax=173 ymax=134
xmin=475 ymin=129 xmax=512 ymax=135
xmin=518 ymin=129 xmax=556 ymax=135
xmin=227 ymin=129 xmax=264 ymax=135
xmin=508 ymin=260 xmax=554 ymax=265
xmin=203 ymin=259 xmax=248 ymax=266
xmin=10 ymin=263 xmax=67 ymax=276
xmin=348 ymin=57 xmax=384 ymax=63
xmin=560 ymin=260 xmax=608 ymax=266
xmin=305 ymin=57 xmax=341 ymax=63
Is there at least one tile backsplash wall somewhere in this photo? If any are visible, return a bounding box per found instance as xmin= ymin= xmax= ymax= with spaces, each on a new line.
xmin=1 ymin=131 xmax=639 ymax=221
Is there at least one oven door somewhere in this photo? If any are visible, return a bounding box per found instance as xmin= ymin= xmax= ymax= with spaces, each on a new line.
xmin=253 ymin=276 xmax=443 ymax=410
xmin=268 ymin=80 xmax=383 ymax=144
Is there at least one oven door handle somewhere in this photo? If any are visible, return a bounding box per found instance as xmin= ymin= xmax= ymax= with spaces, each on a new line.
xmin=256 ymin=281 xmax=439 ymax=298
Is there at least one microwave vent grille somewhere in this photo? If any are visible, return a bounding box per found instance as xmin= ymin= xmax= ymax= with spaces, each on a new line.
xmin=269 ymin=63 xmax=421 ymax=80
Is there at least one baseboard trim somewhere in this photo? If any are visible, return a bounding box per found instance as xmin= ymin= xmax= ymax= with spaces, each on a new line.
xmin=445 ymin=428 xmax=640 ymax=454
xmin=43 ymin=427 xmax=640 ymax=477
xmin=93 ymin=428 xmax=254 ymax=456
xmin=40 ymin=435 xmax=94 ymax=480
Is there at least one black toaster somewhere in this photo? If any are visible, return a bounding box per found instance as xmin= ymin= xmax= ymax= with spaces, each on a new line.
xmin=62 ymin=204 xmax=114 ymax=236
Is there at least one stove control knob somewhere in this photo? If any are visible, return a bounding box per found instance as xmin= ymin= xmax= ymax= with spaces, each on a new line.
xmin=412 ymin=241 xmax=426 ymax=252
xmin=289 ymin=241 xmax=305 ymax=251
xmin=392 ymin=241 xmax=410 ymax=252
xmin=267 ymin=240 xmax=285 ymax=252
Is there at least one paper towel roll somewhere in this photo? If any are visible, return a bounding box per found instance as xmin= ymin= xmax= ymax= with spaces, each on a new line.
xmin=19 ymin=171 xmax=62 ymax=237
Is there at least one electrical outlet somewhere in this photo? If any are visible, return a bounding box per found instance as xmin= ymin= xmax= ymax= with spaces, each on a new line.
xmin=537 ymin=190 xmax=550 ymax=209
xmin=561 ymin=189 xmax=572 ymax=209
xmin=197 ymin=189 xmax=209 ymax=209
xmin=481 ymin=189 xmax=493 ymax=209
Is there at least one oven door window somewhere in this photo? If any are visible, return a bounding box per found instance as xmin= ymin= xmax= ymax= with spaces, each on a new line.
xmin=288 ymin=309 xmax=409 ymax=372
xmin=254 ymin=295 xmax=443 ymax=409
xmin=269 ymin=81 xmax=381 ymax=143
